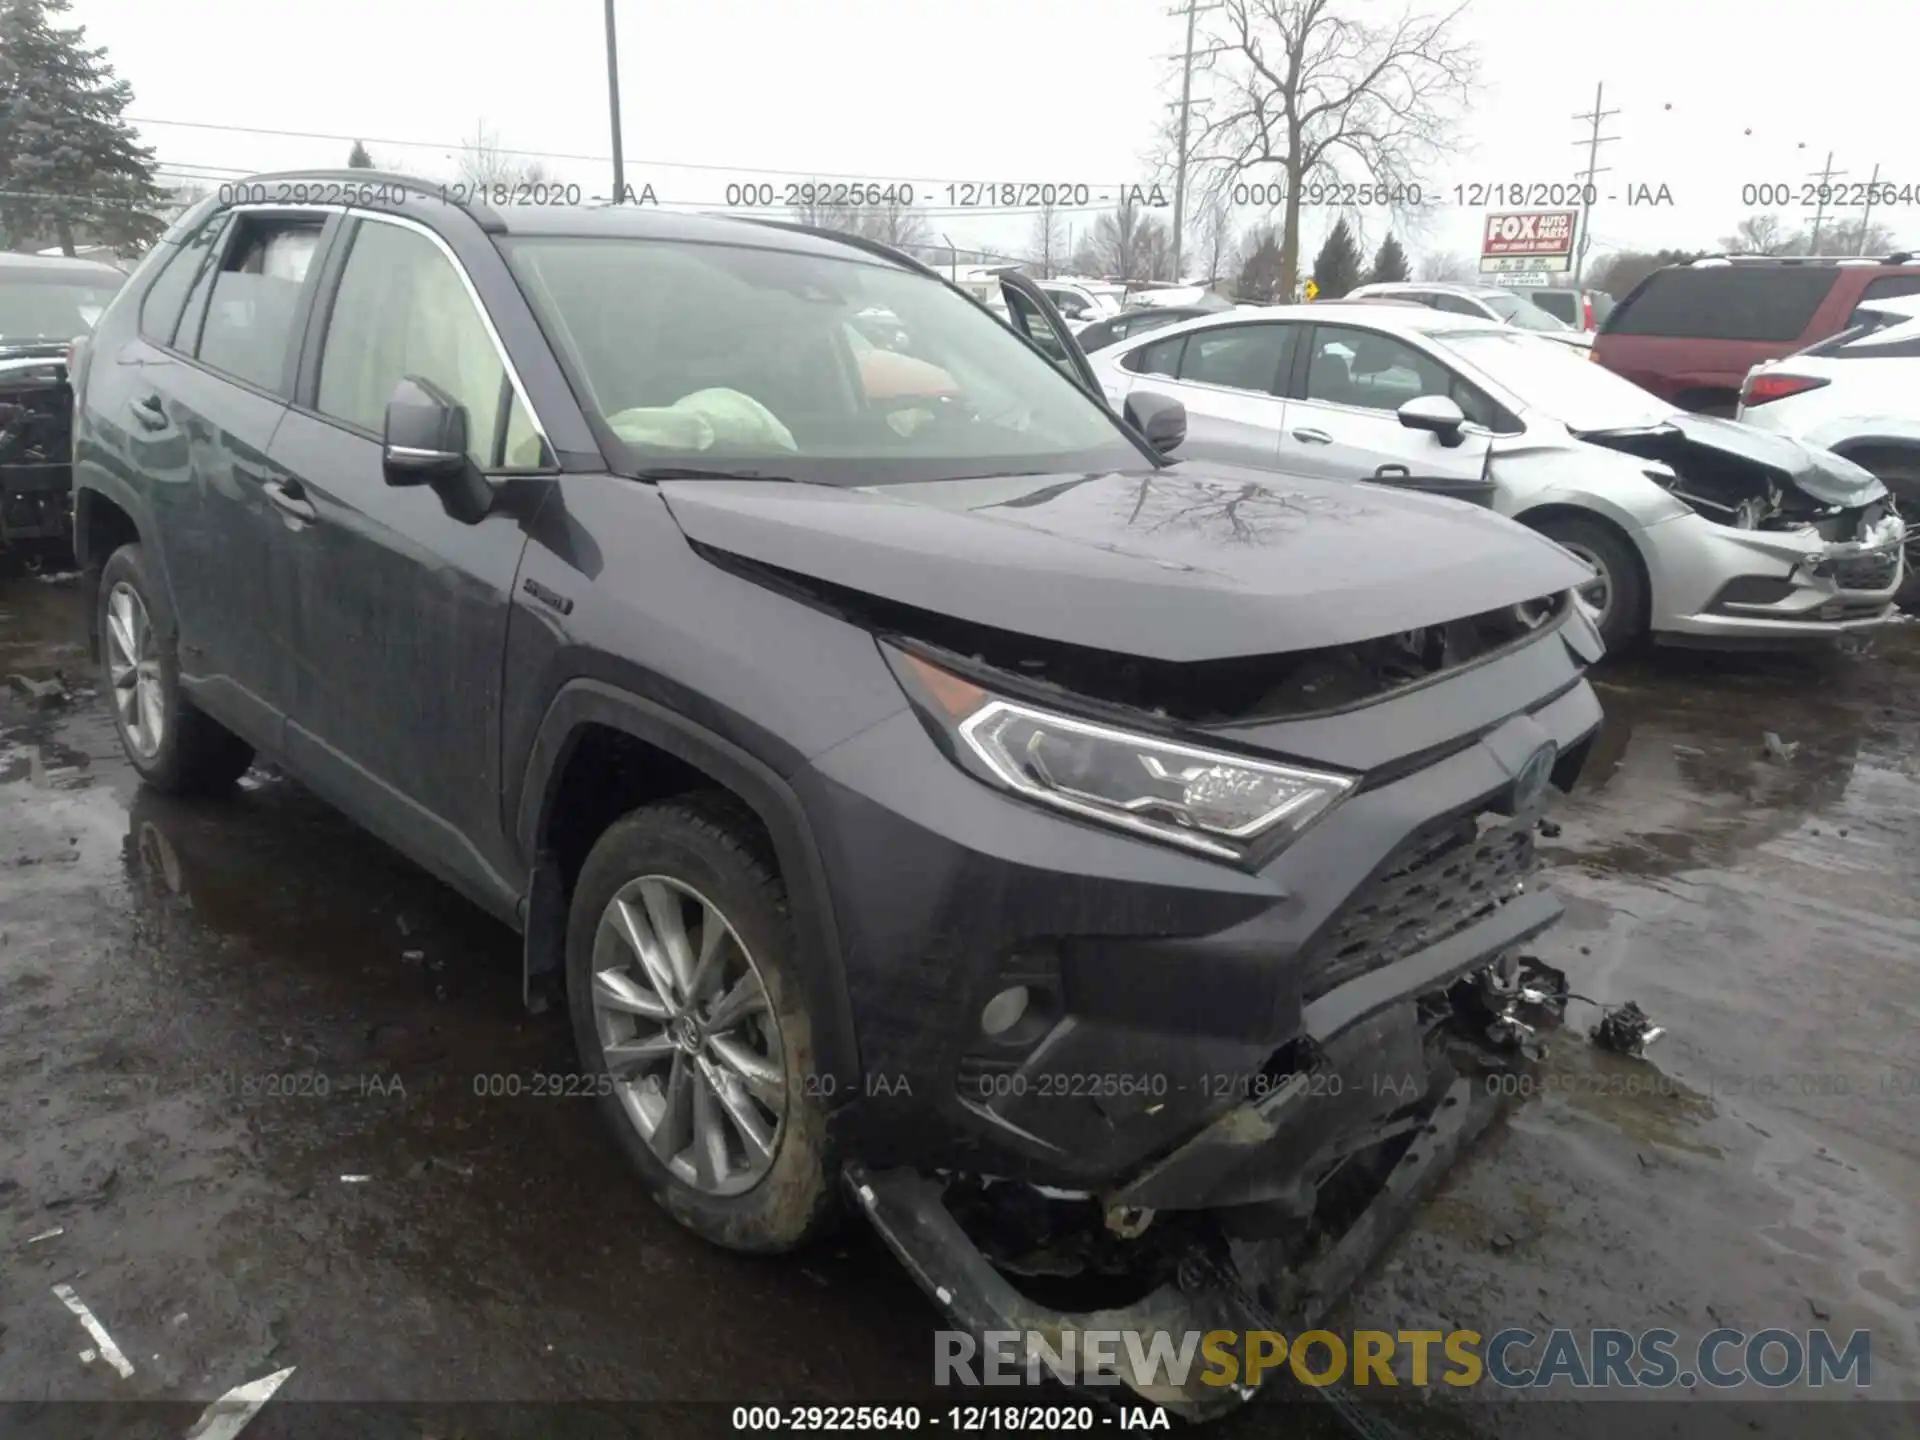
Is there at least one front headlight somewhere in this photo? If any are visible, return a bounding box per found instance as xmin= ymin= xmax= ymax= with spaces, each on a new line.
xmin=888 ymin=647 xmax=1356 ymax=862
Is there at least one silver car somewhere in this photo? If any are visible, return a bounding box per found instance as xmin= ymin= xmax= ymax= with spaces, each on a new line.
xmin=1088 ymin=303 xmax=1906 ymax=650
xmin=1344 ymin=281 xmax=1591 ymax=351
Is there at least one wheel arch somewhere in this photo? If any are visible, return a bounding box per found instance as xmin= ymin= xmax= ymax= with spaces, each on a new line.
xmin=1513 ymin=499 xmax=1656 ymax=629
xmin=72 ymin=479 xmax=159 ymax=662
xmin=515 ymin=679 xmax=860 ymax=1087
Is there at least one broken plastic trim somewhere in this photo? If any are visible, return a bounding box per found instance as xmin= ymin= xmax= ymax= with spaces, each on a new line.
xmin=694 ymin=539 xmax=1574 ymax=728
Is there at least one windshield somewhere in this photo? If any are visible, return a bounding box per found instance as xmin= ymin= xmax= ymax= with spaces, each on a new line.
xmin=1476 ymin=291 xmax=1570 ymax=332
xmin=0 ymin=278 xmax=120 ymax=345
xmin=504 ymin=236 xmax=1140 ymax=485
xmin=1433 ymin=330 xmax=1675 ymax=432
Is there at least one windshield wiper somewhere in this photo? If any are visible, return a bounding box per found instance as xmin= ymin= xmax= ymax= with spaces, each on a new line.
xmin=630 ymin=465 xmax=817 ymax=483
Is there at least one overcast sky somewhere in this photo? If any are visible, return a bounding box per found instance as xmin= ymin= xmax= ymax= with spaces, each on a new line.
xmin=68 ymin=0 xmax=1917 ymax=271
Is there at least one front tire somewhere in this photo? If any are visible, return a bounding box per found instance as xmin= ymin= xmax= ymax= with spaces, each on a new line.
xmin=1526 ymin=513 xmax=1647 ymax=653
xmin=96 ymin=543 xmax=254 ymax=794
xmin=565 ymin=793 xmax=838 ymax=1253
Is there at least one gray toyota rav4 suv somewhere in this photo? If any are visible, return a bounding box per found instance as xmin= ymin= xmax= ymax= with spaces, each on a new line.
xmin=70 ymin=172 xmax=1602 ymax=1416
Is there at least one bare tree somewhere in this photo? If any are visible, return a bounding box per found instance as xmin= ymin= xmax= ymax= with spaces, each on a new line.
xmin=1416 ymin=249 xmax=1478 ymax=282
xmin=853 ymin=203 xmax=931 ymax=250
xmin=1030 ymin=203 xmax=1067 ymax=278
xmin=1237 ymin=222 xmax=1285 ymax=301
xmin=1813 ymin=218 xmax=1896 ymax=257
xmin=455 ymin=122 xmax=548 ymax=191
xmin=1093 ymin=197 xmax=1153 ymax=281
xmin=1720 ymin=213 xmax=1796 ymax=255
xmin=1136 ymin=215 xmax=1177 ymax=282
xmin=1186 ymin=0 xmax=1479 ymax=300
xmin=1194 ymin=193 xmax=1238 ymax=283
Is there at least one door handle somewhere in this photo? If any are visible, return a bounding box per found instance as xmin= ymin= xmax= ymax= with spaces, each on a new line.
xmin=1375 ymin=464 xmax=1410 ymax=479
xmin=130 ymin=393 xmax=167 ymax=431
xmin=263 ymin=479 xmax=316 ymax=523
xmin=1291 ymin=427 xmax=1332 ymax=444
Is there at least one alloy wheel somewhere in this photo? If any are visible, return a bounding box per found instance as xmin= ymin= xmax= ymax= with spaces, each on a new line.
xmin=590 ymin=875 xmax=786 ymax=1196
xmin=1557 ymin=541 xmax=1613 ymax=627
xmin=105 ymin=582 xmax=165 ymax=758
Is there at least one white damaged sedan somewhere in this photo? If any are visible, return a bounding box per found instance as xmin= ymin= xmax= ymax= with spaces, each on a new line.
xmin=1087 ymin=302 xmax=1907 ymax=651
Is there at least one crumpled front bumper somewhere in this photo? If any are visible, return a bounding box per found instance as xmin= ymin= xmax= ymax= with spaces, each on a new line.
xmin=1644 ymin=508 xmax=1907 ymax=641
xmin=850 ymin=946 xmax=1571 ymax=1421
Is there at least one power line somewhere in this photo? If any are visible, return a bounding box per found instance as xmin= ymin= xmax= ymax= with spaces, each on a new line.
xmin=126 ymin=114 xmax=1140 ymax=190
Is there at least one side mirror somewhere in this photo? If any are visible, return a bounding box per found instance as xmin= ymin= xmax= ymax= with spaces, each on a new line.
xmin=1125 ymin=391 xmax=1186 ymax=455
xmin=382 ymin=375 xmax=494 ymax=523
xmin=1397 ymin=393 xmax=1468 ymax=448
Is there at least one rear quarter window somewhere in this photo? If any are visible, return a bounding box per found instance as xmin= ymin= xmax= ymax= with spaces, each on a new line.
xmin=1122 ymin=332 xmax=1186 ymax=377
xmin=1603 ymin=267 xmax=1838 ymax=342
xmin=1846 ymin=273 xmax=1920 ymax=323
xmin=1531 ymin=291 xmax=1576 ymax=324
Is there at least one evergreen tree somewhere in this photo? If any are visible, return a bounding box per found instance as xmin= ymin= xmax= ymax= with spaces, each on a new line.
xmin=1367 ymin=232 xmax=1411 ymax=284
xmin=1310 ymin=219 xmax=1364 ymax=299
xmin=0 ymin=0 xmax=167 ymax=254
xmin=347 ymin=140 xmax=374 ymax=169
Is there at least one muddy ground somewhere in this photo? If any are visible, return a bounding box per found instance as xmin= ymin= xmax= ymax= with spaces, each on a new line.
xmin=1 ymin=571 xmax=1915 ymax=1440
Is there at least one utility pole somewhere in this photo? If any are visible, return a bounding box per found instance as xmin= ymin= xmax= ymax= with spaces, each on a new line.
xmin=1569 ymin=82 xmax=1619 ymax=289
xmin=1165 ymin=1 xmax=1222 ymax=283
xmin=1171 ymin=0 xmax=1199 ymax=280
xmin=1856 ymin=160 xmax=1881 ymax=256
xmin=604 ymin=0 xmax=625 ymax=202
xmin=1807 ymin=151 xmax=1845 ymax=254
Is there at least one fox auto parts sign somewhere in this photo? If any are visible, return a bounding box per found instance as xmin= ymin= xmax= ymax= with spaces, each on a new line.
xmin=1480 ymin=210 xmax=1578 ymax=274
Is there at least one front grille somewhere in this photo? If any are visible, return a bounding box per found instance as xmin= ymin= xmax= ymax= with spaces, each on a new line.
xmin=1816 ymin=549 xmax=1900 ymax=591
xmin=1298 ymin=812 xmax=1539 ymax=1004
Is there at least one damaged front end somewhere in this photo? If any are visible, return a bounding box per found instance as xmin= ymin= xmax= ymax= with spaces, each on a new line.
xmin=1579 ymin=413 xmax=1907 ymax=635
xmin=0 ymin=349 xmax=77 ymax=557
xmin=850 ymin=956 xmax=1572 ymax=1421
xmin=794 ymin=593 xmax=1602 ymax=1421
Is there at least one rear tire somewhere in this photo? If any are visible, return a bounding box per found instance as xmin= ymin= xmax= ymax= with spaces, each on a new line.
xmin=1525 ymin=513 xmax=1648 ymax=654
xmin=565 ymin=792 xmax=839 ymax=1254
xmin=97 ymin=543 xmax=254 ymax=794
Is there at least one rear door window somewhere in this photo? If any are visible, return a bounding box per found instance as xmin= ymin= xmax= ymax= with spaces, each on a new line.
xmin=139 ymin=216 xmax=225 ymax=346
xmin=1604 ymin=267 xmax=1838 ymax=341
xmin=194 ymin=215 xmax=325 ymax=394
xmin=1177 ymin=322 xmax=1295 ymax=393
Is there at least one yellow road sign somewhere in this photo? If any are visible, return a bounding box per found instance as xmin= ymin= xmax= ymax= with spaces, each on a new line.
xmin=1304 ymin=278 xmax=1320 ymax=301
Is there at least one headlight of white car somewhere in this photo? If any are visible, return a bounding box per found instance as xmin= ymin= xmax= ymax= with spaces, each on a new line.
xmin=887 ymin=646 xmax=1356 ymax=862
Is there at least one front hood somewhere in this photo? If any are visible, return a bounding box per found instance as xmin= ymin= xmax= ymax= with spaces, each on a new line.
xmin=1573 ymin=411 xmax=1887 ymax=509
xmin=658 ymin=462 xmax=1592 ymax=662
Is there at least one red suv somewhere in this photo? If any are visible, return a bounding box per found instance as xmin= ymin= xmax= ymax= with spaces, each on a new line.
xmin=1592 ymin=254 xmax=1920 ymax=415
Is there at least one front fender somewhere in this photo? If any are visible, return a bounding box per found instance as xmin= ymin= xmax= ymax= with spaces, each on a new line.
xmin=515 ymin=678 xmax=861 ymax=1087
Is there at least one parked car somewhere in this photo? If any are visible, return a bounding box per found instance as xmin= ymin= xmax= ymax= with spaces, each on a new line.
xmin=1087 ymin=303 xmax=1906 ymax=651
xmin=1592 ymin=253 xmax=1920 ymax=416
xmin=0 ymin=251 xmax=125 ymax=562
xmin=1073 ymin=303 xmax=1225 ymax=353
xmin=1738 ymin=291 xmax=1920 ymax=604
xmin=1344 ymin=281 xmax=1589 ymax=350
xmin=71 ymin=171 xmax=1603 ymax=1419
xmin=1036 ymin=278 xmax=1123 ymax=331
xmin=1527 ymin=286 xmax=1614 ymax=332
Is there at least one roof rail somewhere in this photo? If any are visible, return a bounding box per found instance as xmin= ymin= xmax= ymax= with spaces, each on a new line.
xmin=1687 ymin=251 xmax=1916 ymax=268
xmin=223 ymin=168 xmax=506 ymax=233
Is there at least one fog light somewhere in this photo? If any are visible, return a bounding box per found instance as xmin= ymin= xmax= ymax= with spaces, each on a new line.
xmin=980 ymin=986 xmax=1029 ymax=1037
